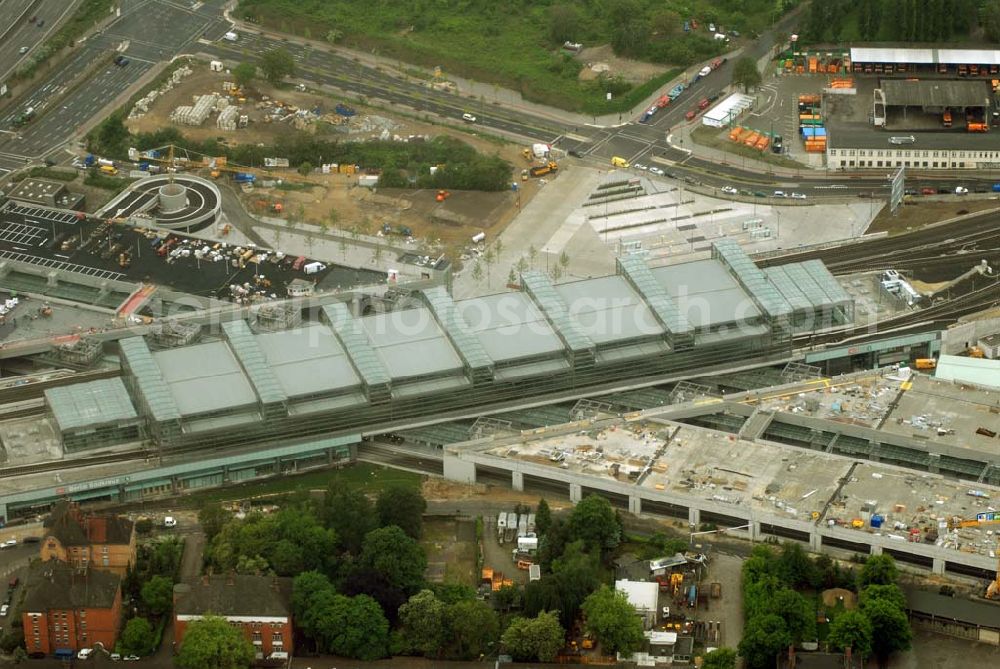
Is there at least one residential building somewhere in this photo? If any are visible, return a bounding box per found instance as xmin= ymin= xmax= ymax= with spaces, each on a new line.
xmin=40 ymin=501 xmax=136 ymax=575
xmin=21 ymin=561 xmax=122 ymax=656
xmin=173 ymin=574 xmax=293 ymax=661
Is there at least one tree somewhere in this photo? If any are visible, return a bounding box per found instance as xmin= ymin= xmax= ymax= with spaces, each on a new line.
xmin=298 ymin=161 xmax=313 ymax=177
xmin=259 ymin=48 xmax=295 ymax=84
xmin=12 ymin=647 xmax=27 ymax=664
xmin=322 ymin=487 xmax=378 ymax=555
xmin=326 ymin=594 xmax=391 ymax=660
xmin=548 ymin=4 xmax=581 ymax=44
xmin=738 ymin=614 xmax=792 ymax=669
xmin=232 ymin=62 xmax=256 ymax=88
xmin=702 ymin=647 xmax=737 ymax=669
xmin=120 ymin=617 xmax=155 ymax=656
xmin=859 ymin=584 xmax=907 ymax=611
xmin=651 ymin=9 xmax=681 ymax=37
xmin=176 ymin=615 xmax=255 ymax=669
xmin=501 ymin=611 xmax=564 ymax=662
xmin=862 ymin=597 xmax=912 ymax=661
xmin=827 ymin=610 xmax=873 ymax=658
xmin=375 ymin=486 xmax=427 ymax=539
xmin=360 ymin=525 xmax=427 ymax=595
xmin=858 ymin=554 xmax=898 ymax=587
xmin=771 ymin=589 xmax=815 ymax=643
xmin=535 ymin=499 xmax=552 ymax=535
xmin=581 ymin=585 xmax=645 ymax=656
xmin=568 ymin=494 xmax=621 ymax=553
xmin=141 ymin=575 xmax=174 ymax=616
xmin=732 ymin=57 xmax=762 ymax=93
xmin=444 ymin=598 xmax=499 ymax=660
xmin=198 ymin=503 xmax=230 ymax=541
xmin=398 ymin=590 xmax=447 ymax=657
xmin=777 ymin=542 xmax=819 ymax=589
xmin=325 ymin=29 xmax=343 ymax=44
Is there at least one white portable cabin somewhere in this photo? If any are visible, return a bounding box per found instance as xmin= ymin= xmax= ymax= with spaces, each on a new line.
xmin=497 ymin=512 xmax=508 ymax=529
xmin=517 ymin=514 xmax=528 ymax=538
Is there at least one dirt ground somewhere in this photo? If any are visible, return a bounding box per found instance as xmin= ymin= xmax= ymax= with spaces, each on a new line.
xmin=422 ymin=517 xmax=477 ymax=587
xmin=126 ymin=66 xmax=547 ymax=260
xmin=577 ymin=44 xmax=674 ymax=84
xmin=867 ymin=199 xmax=1000 ymax=235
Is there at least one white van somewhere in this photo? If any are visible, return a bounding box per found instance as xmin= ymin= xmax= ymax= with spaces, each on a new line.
xmin=223 ymin=31 xmax=238 ymax=42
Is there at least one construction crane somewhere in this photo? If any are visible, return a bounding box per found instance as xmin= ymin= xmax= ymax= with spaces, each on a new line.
xmin=140 ymin=144 xmax=325 ymax=187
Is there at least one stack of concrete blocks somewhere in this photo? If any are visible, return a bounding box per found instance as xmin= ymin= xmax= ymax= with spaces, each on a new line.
xmin=129 ymin=65 xmax=193 ymax=120
xmin=170 ymin=93 xmax=219 ymax=126
xmin=217 ymin=106 xmax=239 ymax=131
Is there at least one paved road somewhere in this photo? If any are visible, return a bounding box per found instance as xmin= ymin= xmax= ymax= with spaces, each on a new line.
xmin=0 ymin=0 xmax=229 ymax=168
xmin=0 ymin=0 xmax=80 ymax=82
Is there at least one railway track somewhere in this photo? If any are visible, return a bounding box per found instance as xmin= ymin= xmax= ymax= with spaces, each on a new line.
xmin=0 ymin=449 xmax=152 ymax=479
xmin=0 ymin=368 xmax=120 ymax=404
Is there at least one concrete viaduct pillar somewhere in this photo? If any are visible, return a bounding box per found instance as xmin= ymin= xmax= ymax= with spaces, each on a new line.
xmin=629 ymin=495 xmax=642 ymax=516
xmin=932 ymin=557 xmax=946 ymax=575
xmin=810 ymin=532 xmax=823 ymax=552
xmin=688 ymin=507 xmax=700 ymax=528
xmin=512 ymin=471 xmax=524 ymax=491
xmin=749 ymin=520 xmax=762 ymax=542
xmin=870 ymin=544 xmax=883 ymax=556
xmin=569 ymin=483 xmax=582 ymax=503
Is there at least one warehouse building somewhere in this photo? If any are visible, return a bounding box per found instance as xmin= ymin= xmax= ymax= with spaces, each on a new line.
xmin=850 ymin=47 xmax=1000 ymax=77
xmin=39 ymin=241 xmax=852 ymax=453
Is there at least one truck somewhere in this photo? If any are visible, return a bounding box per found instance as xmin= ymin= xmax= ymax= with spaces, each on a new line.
xmin=304 ymin=261 xmax=326 ymax=275
xmin=233 ymin=172 xmax=256 ymax=183
xmin=84 ymin=154 xmax=96 ymax=167
xmin=97 ymin=158 xmax=115 ymax=168
xmin=611 ymin=156 xmax=629 ymax=168
xmin=529 ymin=161 xmax=558 ymax=177
xmin=99 ymin=165 xmax=119 ymax=176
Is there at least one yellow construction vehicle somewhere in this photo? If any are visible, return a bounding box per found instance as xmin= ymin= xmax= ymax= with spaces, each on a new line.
xmin=987 ymin=557 xmax=1000 ymax=599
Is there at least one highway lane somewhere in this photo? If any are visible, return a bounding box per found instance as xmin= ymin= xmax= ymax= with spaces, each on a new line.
xmin=0 ymin=0 xmax=82 ymax=81
xmin=0 ymin=0 xmax=229 ymax=160
xmin=203 ymin=31 xmax=568 ymax=141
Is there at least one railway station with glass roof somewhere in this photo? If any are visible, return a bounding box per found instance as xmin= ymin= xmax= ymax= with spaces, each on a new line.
xmin=43 ymin=241 xmax=854 ymax=452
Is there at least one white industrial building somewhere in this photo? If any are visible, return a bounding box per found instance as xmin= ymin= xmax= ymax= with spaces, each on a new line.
xmin=701 ymin=93 xmax=754 ymax=128
xmin=615 ymin=579 xmax=660 ymax=629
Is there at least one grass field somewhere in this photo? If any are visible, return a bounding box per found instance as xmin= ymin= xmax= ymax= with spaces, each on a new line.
xmin=180 ymin=462 xmax=422 ymax=507
xmin=237 ymin=0 xmax=790 ymax=114
xmin=691 ymin=125 xmax=808 ymax=170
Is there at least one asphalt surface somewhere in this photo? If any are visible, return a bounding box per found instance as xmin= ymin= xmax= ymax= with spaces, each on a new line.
xmin=0 ymin=0 xmax=80 ymax=82
xmin=0 ymin=0 xmax=230 ymax=173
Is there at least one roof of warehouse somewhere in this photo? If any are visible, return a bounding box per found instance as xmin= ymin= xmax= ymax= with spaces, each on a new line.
xmin=825 ymin=122 xmax=1000 ymax=150
xmin=934 ymin=354 xmax=1000 ymax=390
xmin=153 ymin=341 xmax=259 ymax=415
xmin=882 ymin=79 xmax=991 ymax=108
xmin=457 ymin=292 xmax=566 ymax=362
xmin=851 ymin=47 xmax=1000 ymax=65
xmin=253 ymin=323 xmax=362 ymax=398
xmin=45 ymin=378 xmax=138 ymax=431
xmin=361 ymin=308 xmax=465 ymax=379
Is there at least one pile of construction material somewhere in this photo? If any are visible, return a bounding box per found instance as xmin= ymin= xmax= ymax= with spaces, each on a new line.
xmin=171 ymin=93 xmax=220 ymax=126
xmin=129 ymin=64 xmax=193 ymax=120
xmin=217 ymin=106 xmax=240 ymax=130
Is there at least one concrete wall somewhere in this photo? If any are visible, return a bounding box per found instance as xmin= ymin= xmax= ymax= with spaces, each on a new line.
xmin=942 ymin=317 xmax=1000 ymax=355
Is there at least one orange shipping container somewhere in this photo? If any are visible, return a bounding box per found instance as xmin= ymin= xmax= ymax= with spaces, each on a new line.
xmin=743 ymin=131 xmax=761 ymax=146
xmin=808 ymin=57 xmax=818 ymax=72
xmin=729 ymin=127 xmax=747 ymax=141
xmin=754 ymin=136 xmax=770 ymax=151
xmin=798 ymin=94 xmax=821 ymax=104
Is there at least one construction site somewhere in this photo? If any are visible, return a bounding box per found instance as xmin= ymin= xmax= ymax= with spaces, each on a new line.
xmin=443 ymin=360 xmax=1000 ymax=585
xmin=122 ymin=60 xmax=541 ymax=259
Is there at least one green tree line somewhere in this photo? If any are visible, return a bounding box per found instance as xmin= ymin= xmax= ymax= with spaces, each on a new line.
xmin=88 ymin=113 xmax=513 ymax=192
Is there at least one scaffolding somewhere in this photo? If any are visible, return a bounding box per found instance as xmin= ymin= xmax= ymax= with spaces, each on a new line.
xmin=571 ymin=398 xmax=616 ymax=420
xmin=469 ymin=416 xmax=515 ymax=440
xmin=252 ymin=302 xmax=302 ymax=331
xmin=147 ymin=320 xmax=201 ymax=349
xmin=55 ymin=338 xmax=103 ymax=366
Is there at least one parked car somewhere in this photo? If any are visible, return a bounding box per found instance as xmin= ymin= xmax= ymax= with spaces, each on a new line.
xmin=791 ymin=192 xmax=807 ymax=199
xmin=461 ymin=113 xmax=477 ymax=123
xmin=773 ymin=190 xmax=787 ymax=198
xmin=633 ymin=163 xmax=648 ymax=171
xmin=954 ymin=186 xmax=969 ymax=195
xmin=0 ymin=605 xmax=8 ymax=617
xmin=721 ymin=185 xmax=738 ymax=195
xmin=19 ymin=46 xmax=28 ymax=54
xmin=920 ymin=187 xmax=936 ymax=195
xmin=567 ymin=149 xmax=583 ymax=158
xmin=685 ymin=109 xmax=696 ymax=120
xmin=77 ymin=648 xmax=92 ymax=660
xmin=123 ymin=655 xmax=140 ymax=661
xmin=649 ymin=166 xmax=665 ymax=176
xmin=0 ymin=539 xmax=17 ymax=549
